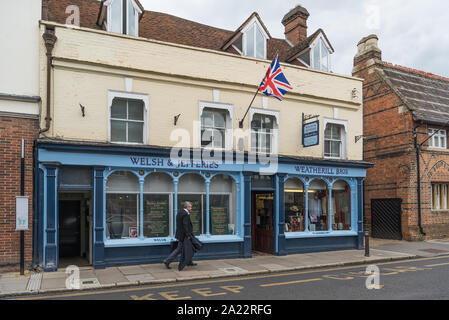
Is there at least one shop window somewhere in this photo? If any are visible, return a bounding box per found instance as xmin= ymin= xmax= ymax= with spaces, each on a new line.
xmin=308 ymin=179 xmax=329 ymax=231
xmin=106 ymin=171 xmax=140 ymax=239
xmin=428 ymin=128 xmax=447 ymax=149
xmin=324 ymin=123 xmax=346 ymax=159
xmin=177 ymin=173 xmax=206 ymax=236
xmin=210 ymin=175 xmax=236 ymax=235
xmin=284 ymin=178 xmax=305 ymax=232
xmin=143 ymin=173 xmax=173 ymax=238
xmin=110 ymin=97 xmax=145 ymax=144
xmin=331 ymin=180 xmax=351 ymax=231
xmin=431 ymin=183 xmax=449 ymax=211
xmin=251 ymin=113 xmax=278 ymax=154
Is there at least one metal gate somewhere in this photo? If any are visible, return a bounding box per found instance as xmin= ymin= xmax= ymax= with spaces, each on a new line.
xmin=371 ymin=199 xmax=402 ymax=240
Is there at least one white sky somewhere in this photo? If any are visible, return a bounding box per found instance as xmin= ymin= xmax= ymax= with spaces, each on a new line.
xmin=138 ymin=0 xmax=449 ymax=77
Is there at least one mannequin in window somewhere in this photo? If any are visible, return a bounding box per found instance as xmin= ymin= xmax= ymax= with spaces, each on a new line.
xmin=309 ymin=192 xmax=322 ymax=231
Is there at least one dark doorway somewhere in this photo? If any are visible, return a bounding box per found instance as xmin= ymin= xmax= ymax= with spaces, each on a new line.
xmin=252 ymin=192 xmax=275 ymax=254
xmin=59 ymin=200 xmax=81 ymax=258
xmin=371 ymin=198 xmax=403 ymax=240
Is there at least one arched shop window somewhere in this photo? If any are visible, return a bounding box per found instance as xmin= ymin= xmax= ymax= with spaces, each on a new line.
xmin=308 ymin=179 xmax=329 ymax=232
xmin=178 ymin=173 xmax=206 ymax=236
xmin=331 ymin=180 xmax=351 ymax=231
xmin=143 ymin=173 xmax=174 ymax=238
xmin=210 ymin=175 xmax=236 ymax=235
xmin=106 ymin=171 xmax=140 ymax=239
xmin=284 ymin=178 xmax=305 ymax=232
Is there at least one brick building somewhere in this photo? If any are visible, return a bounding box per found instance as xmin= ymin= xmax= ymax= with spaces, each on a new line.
xmin=0 ymin=0 xmax=42 ymax=271
xmin=353 ymin=34 xmax=449 ymax=241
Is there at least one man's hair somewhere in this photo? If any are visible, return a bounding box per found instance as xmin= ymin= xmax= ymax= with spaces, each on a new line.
xmin=183 ymin=201 xmax=192 ymax=208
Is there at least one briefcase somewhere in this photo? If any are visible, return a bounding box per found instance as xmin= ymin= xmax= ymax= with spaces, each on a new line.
xmin=191 ymin=235 xmax=203 ymax=252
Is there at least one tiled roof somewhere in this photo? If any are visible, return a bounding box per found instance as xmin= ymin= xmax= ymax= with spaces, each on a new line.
xmin=381 ymin=63 xmax=449 ymax=125
xmin=284 ymin=29 xmax=334 ymax=62
xmin=44 ymin=0 xmax=321 ymax=64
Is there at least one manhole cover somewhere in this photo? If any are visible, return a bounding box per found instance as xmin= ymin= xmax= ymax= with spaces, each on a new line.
xmin=420 ymin=249 xmax=449 ymax=254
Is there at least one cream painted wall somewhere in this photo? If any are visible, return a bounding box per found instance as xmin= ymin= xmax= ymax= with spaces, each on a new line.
xmin=42 ymin=22 xmax=364 ymax=160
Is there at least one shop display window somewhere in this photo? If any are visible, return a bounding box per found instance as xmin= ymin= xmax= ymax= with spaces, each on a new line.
xmin=143 ymin=173 xmax=173 ymax=238
xmin=308 ymin=179 xmax=329 ymax=231
xmin=210 ymin=175 xmax=236 ymax=235
xmin=331 ymin=180 xmax=351 ymax=230
xmin=284 ymin=178 xmax=305 ymax=232
xmin=177 ymin=173 xmax=206 ymax=236
xmin=106 ymin=171 xmax=140 ymax=239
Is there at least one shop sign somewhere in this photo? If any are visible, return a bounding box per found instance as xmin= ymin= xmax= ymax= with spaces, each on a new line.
xmin=303 ymin=120 xmax=319 ymax=147
xmin=16 ymin=197 xmax=29 ymax=231
xmin=130 ymin=157 xmax=220 ymax=169
xmin=295 ymin=166 xmax=349 ymax=176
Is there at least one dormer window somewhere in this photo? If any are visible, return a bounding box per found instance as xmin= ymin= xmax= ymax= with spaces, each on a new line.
xmin=105 ymin=0 xmax=141 ymax=36
xmin=238 ymin=18 xmax=269 ymax=59
xmin=311 ymin=37 xmax=331 ymax=72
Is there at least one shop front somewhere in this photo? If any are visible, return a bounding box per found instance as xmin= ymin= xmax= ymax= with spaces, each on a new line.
xmin=35 ymin=140 xmax=370 ymax=271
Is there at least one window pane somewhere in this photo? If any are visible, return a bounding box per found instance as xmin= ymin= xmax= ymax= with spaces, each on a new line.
xmin=331 ymin=141 xmax=341 ymax=158
xmin=285 ymin=178 xmax=305 ymax=232
xmin=128 ymin=100 xmax=144 ymax=120
xmin=256 ymin=26 xmax=265 ymax=59
xmin=324 ymin=141 xmax=331 ymax=157
xmin=143 ymin=194 xmax=170 ymax=238
xmin=106 ymin=193 xmax=139 ymax=239
xmin=111 ymin=0 xmax=122 ymax=33
xmin=299 ymin=50 xmax=310 ymax=66
xmin=210 ymin=195 xmax=233 ymax=235
xmin=213 ymin=129 xmax=225 ymax=149
xmin=201 ymin=111 xmax=214 ymax=127
xmin=324 ymin=126 xmax=332 ymax=139
xmin=111 ymin=98 xmax=127 ymax=119
xmin=127 ymin=0 xmax=136 ymax=36
xmin=332 ymin=125 xmax=341 ymax=139
xmin=251 ymin=116 xmax=262 ymax=129
xmin=128 ymin=122 xmax=143 ymax=143
xmin=111 ymin=120 xmax=126 ymax=142
xmin=313 ymin=44 xmax=320 ymax=70
xmin=332 ymin=181 xmax=351 ymax=230
xmin=234 ymin=34 xmax=243 ymax=52
xmin=320 ymin=39 xmax=328 ymax=71
xmin=246 ymin=25 xmax=255 ymax=57
xmin=214 ymin=112 xmax=225 ymax=128
xmin=308 ymin=180 xmax=328 ymax=231
xmin=201 ymin=129 xmax=213 ymax=147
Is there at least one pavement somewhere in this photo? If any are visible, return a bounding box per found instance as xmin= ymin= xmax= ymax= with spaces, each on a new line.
xmin=1 ymin=238 xmax=449 ymax=299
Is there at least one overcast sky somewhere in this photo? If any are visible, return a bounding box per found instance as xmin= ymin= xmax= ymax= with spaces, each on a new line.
xmin=139 ymin=0 xmax=449 ymax=77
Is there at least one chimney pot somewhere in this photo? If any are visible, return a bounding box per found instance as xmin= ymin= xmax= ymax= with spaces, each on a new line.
xmin=282 ymin=5 xmax=310 ymax=45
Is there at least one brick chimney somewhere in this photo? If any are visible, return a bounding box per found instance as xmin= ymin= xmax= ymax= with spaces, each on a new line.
xmin=352 ymin=34 xmax=383 ymax=77
xmin=282 ymin=5 xmax=309 ymax=46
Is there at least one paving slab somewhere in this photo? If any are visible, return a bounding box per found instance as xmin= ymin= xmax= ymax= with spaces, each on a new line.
xmin=117 ymin=266 xmax=147 ymax=275
xmin=94 ymin=268 xmax=128 ymax=285
xmin=40 ymin=277 xmax=68 ymax=291
xmin=0 ymin=278 xmax=29 ymax=293
xmin=125 ymin=274 xmax=155 ymax=283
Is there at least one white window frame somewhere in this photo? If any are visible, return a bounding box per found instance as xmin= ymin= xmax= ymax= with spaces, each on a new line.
xmin=241 ymin=17 xmax=269 ymax=59
xmin=323 ymin=118 xmax=348 ymax=160
xmin=428 ymin=128 xmax=447 ymax=149
xmin=310 ymin=34 xmax=332 ymax=72
xmin=108 ymin=90 xmax=149 ymax=145
xmin=199 ymin=101 xmax=233 ymax=151
xmin=431 ymin=183 xmax=449 ymax=211
xmin=249 ymin=108 xmax=280 ymax=155
xmin=104 ymin=0 xmax=141 ymax=36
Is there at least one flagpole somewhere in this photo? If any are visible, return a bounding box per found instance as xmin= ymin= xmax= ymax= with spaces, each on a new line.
xmin=239 ymin=86 xmax=261 ymax=129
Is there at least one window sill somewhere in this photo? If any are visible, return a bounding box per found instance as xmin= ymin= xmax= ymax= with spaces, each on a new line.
xmin=104 ymin=235 xmax=244 ymax=248
xmin=431 ymin=210 xmax=449 ymax=214
xmin=285 ymin=230 xmax=357 ymax=239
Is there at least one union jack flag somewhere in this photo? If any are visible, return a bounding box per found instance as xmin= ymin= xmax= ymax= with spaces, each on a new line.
xmin=258 ymin=54 xmax=293 ymax=101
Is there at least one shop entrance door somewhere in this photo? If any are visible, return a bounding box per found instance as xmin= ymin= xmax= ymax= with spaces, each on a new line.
xmin=252 ymin=192 xmax=275 ymax=254
xmin=59 ymin=200 xmax=81 ymax=258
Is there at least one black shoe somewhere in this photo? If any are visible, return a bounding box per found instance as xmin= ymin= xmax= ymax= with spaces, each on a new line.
xmin=178 ymin=263 xmax=186 ymax=271
xmin=187 ymin=263 xmax=197 ymax=266
xmin=163 ymin=260 xmax=171 ymax=269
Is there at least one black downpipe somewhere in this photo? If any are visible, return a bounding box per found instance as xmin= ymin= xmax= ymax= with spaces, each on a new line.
xmin=414 ymin=127 xmax=426 ymax=236
xmin=32 ymin=141 xmax=39 ymax=270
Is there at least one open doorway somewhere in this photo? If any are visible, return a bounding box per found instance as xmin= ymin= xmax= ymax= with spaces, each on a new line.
xmin=251 ymin=192 xmax=275 ymax=254
xmin=58 ymin=192 xmax=92 ymax=268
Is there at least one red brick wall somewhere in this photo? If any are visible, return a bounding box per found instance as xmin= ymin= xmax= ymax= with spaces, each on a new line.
xmin=0 ymin=116 xmax=38 ymax=270
xmin=354 ymin=55 xmax=449 ymax=240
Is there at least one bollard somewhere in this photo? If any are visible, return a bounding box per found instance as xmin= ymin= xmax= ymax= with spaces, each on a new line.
xmin=365 ymin=230 xmax=370 ymax=257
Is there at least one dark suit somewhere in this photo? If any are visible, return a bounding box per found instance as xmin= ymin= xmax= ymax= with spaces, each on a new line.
xmin=165 ymin=209 xmax=194 ymax=270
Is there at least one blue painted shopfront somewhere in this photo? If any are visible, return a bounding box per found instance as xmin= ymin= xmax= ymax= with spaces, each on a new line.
xmin=35 ymin=141 xmax=371 ymax=271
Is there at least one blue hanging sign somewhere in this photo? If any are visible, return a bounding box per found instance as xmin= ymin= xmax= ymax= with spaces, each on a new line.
xmin=303 ymin=120 xmax=320 ymax=147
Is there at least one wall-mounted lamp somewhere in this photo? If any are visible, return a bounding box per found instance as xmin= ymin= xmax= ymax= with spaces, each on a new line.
xmin=79 ymin=104 xmax=86 ymax=117
xmin=174 ymin=114 xmax=181 ymax=126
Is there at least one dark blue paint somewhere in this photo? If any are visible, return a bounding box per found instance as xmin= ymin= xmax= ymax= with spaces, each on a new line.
xmin=93 ymin=168 xmax=106 ymax=269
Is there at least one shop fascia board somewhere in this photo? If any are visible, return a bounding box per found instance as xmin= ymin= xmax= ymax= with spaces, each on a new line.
xmin=52 ymin=57 xmax=361 ymax=111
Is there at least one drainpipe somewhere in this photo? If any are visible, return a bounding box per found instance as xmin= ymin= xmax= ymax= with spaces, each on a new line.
xmin=413 ymin=126 xmax=426 ymax=237
xmin=40 ymin=26 xmax=57 ymax=134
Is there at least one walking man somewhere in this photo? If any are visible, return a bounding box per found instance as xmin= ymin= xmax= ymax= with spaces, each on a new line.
xmin=163 ymin=201 xmax=197 ymax=271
